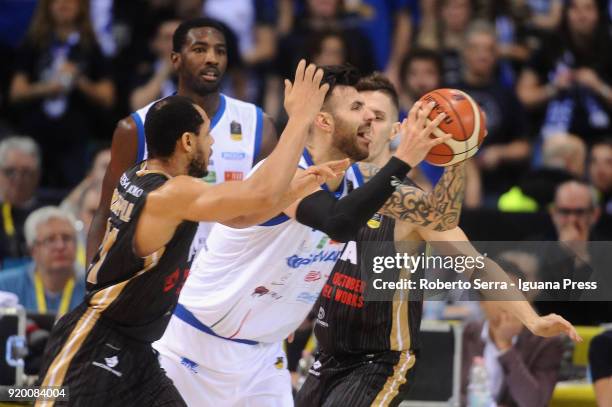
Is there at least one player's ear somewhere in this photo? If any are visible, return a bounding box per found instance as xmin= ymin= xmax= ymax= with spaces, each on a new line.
xmin=180 ymin=132 xmax=194 ymax=152
xmin=171 ymin=51 xmax=180 ymax=69
xmin=391 ymin=121 xmax=401 ymax=141
xmin=314 ymin=112 xmax=333 ymax=133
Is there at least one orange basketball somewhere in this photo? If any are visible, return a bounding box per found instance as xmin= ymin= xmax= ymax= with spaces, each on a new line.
xmin=418 ymin=89 xmax=487 ymax=166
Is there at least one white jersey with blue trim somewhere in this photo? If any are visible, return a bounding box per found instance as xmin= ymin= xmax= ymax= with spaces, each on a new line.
xmin=131 ymin=94 xmax=264 ymax=259
xmin=157 ymin=151 xmax=365 ymax=351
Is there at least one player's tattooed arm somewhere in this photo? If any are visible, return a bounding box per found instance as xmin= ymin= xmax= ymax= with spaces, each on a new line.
xmin=358 ymin=160 xmax=466 ymax=231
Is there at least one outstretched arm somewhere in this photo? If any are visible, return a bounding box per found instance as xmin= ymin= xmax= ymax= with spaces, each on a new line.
xmin=416 ymin=226 xmax=581 ymax=342
xmin=360 ymin=160 xmax=466 ymax=231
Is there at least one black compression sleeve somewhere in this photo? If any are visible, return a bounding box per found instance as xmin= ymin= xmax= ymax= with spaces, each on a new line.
xmin=295 ymin=157 xmax=411 ymax=241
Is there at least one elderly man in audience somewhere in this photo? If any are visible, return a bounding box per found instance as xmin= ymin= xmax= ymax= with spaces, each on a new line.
xmin=535 ymin=180 xmax=612 ymax=325
xmin=0 ymin=136 xmax=42 ymax=269
xmin=0 ymin=206 xmax=85 ymax=317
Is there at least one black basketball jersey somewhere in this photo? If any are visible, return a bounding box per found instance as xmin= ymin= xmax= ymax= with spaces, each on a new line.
xmin=86 ymin=162 xmax=198 ymax=342
xmin=314 ymin=215 xmax=423 ymax=356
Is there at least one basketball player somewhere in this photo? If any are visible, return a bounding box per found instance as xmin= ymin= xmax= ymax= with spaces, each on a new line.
xmin=295 ymin=73 xmax=581 ymax=407
xmin=35 ymin=62 xmax=336 ymax=406
xmin=153 ymin=65 xmax=459 ymax=406
xmin=87 ymin=17 xmax=278 ymax=263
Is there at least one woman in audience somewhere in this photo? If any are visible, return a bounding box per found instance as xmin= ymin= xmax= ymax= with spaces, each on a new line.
xmin=517 ymin=0 xmax=612 ymax=143
xmin=9 ymin=0 xmax=115 ymax=188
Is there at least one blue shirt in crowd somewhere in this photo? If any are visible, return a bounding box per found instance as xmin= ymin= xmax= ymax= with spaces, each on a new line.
xmin=0 ymin=263 xmax=85 ymax=314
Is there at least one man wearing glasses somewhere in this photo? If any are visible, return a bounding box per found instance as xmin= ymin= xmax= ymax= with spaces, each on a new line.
xmin=535 ymin=180 xmax=612 ymax=325
xmin=0 ymin=136 xmax=42 ymax=269
xmin=0 ymin=206 xmax=85 ymax=317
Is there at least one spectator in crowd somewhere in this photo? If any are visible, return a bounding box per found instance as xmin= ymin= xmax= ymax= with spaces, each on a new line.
xmin=525 ymin=0 xmax=564 ymax=32
xmin=534 ymin=180 xmax=612 ymax=325
xmin=9 ymin=0 xmax=115 ymax=188
xmin=498 ymin=133 xmax=584 ymax=212
xmin=589 ymin=330 xmax=612 ymax=407
xmin=461 ymin=263 xmax=564 ymax=407
xmin=0 ymin=136 xmax=41 ymax=269
xmin=589 ymin=137 xmax=612 ymax=214
xmin=458 ymin=20 xmax=531 ymax=204
xmin=203 ymin=0 xmax=278 ymax=103
xmin=417 ymin=0 xmax=476 ymax=86
xmin=0 ymin=206 xmax=85 ymax=316
xmin=517 ymin=0 xmax=612 ymax=142
xmin=306 ymin=29 xmax=350 ymax=67
xmin=486 ymin=0 xmax=531 ymax=86
xmin=60 ymin=147 xmax=109 ymax=217
xmin=276 ymin=0 xmax=375 ymax=82
xmin=345 ymin=0 xmax=413 ymax=88
xmin=398 ymin=48 xmax=443 ymax=117
xmin=130 ymin=18 xmax=181 ymax=111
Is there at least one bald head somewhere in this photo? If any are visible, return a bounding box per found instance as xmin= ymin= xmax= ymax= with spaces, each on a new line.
xmin=552 ymin=180 xmax=600 ymax=238
xmin=554 ymin=181 xmax=597 ymax=208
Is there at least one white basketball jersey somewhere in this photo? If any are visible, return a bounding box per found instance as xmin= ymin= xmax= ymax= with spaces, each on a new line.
xmin=172 ymin=151 xmax=365 ymax=344
xmin=131 ymin=94 xmax=264 ymax=259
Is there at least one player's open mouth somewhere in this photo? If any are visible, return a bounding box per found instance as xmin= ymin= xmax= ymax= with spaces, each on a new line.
xmin=357 ymin=129 xmax=372 ymax=145
xmin=200 ymin=69 xmax=219 ymax=81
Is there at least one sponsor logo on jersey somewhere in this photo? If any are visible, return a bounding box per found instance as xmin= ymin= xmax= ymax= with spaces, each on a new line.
xmin=367 ymin=213 xmax=382 ymax=229
xmin=286 ymin=250 xmax=341 ymax=269
xmin=252 ymin=286 xmax=269 ymax=297
xmin=224 ymin=171 xmax=243 ymax=181
xmin=180 ymin=357 xmax=199 ymax=374
xmin=222 ymin=152 xmax=247 ymax=160
xmin=230 ymin=121 xmax=242 ymax=141
xmin=304 ymin=271 xmax=322 ymax=282
xmin=251 ymin=286 xmax=283 ymax=300
xmin=296 ymin=291 xmax=318 ymax=304
xmin=317 ymin=306 xmax=325 ymax=320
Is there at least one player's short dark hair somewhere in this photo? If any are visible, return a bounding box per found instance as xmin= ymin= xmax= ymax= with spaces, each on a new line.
xmin=399 ymin=48 xmax=443 ymax=86
xmin=355 ymin=72 xmax=399 ymax=112
xmin=172 ymin=17 xmax=229 ymax=52
xmin=592 ymin=137 xmax=612 ymax=150
xmin=320 ymin=64 xmax=361 ymax=105
xmin=145 ymin=96 xmax=204 ymax=159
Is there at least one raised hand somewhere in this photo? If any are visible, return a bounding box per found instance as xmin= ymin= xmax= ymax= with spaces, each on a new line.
xmin=302 ymin=158 xmax=350 ymax=185
xmin=394 ymin=101 xmax=452 ymax=167
xmin=283 ymin=59 xmax=330 ymax=121
xmin=526 ymin=313 xmax=582 ymax=342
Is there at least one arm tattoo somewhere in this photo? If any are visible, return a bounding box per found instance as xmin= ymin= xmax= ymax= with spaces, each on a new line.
xmin=359 ymin=162 xmax=466 ymax=231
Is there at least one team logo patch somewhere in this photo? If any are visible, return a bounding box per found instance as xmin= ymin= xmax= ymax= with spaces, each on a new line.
xmin=367 ymin=213 xmax=382 ymax=229
xmin=304 ymin=271 xmax=321 ymax=282
xmin=224 ymin=171 xmax=243 ymax=181
xmin=230 ymin=121 xmax=242 ymax=141
xmin=274 ymin=357 xmax=284 ymax=369
xmin=222 ymin=152 xmax=246 ymax=160
xmin=317 ymin=306 xmax=325 ymax=320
